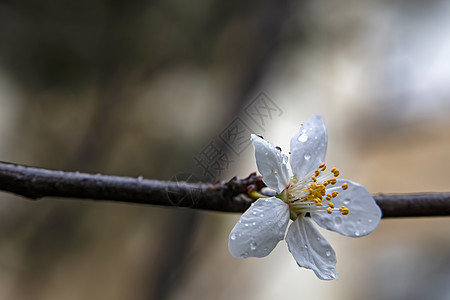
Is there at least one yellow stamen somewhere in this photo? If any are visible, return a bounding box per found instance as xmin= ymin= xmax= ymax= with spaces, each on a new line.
xmin=339 ymin=206 xmax=349 ymax=215
xmin=329 ymin=178 xmax=337 ymax=185
xmin=311 ymin=176 xmax=317 ymax=182
xmin=342 ymin=183 xmax=348 ymax=190
xmin=332 ymin=191 xmax=339 ymax=198
xmin=315 ymin=170 xmax=320 ymax=176
xmin=326 ymin=207 xmax=332 ymax=214
xmin=328 ymin=202 xmax=334 ymax=208
xmin=318 ymin=162 xmax=325 ymax=169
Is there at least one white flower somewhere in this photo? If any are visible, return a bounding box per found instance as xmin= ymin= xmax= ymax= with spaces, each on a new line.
xmin=228 ymin=115 xmax=382 ymax=280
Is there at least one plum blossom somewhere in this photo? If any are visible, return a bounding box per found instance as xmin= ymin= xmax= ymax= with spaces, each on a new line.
xmin=228 ymin=115 xmax=382 ymax=280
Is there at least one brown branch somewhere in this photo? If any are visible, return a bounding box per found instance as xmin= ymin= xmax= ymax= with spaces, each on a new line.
xmin=0 ymin=161 xmax=449 ymax=218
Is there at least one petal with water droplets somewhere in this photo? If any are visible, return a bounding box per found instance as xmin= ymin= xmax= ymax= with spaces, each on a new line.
xmin=290 ymin=115 xmax=328 ymax=179
xmin=251 ymin=134 xmax=290 ymax=193
xmin=311 ymin=179 xmax=382 ymax=237
xmin=229 ymin=197 xmax=289 ymax=258
xmin=286 ymin=215 xmax=338 ymax=280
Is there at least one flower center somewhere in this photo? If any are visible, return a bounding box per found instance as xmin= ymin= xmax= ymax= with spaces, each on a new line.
xmin=281 ymin=163 xmax=349 ymax=220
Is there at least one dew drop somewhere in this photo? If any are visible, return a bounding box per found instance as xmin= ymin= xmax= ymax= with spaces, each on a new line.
xmin=244 ymin=223 xmax=249 ymax=227
xmin=368 ymin=219 xmax=373 ymax=223
xmin=343 ymin=198 xmax=350 ymax=205
xmin=334 ymin=216 xmax=343 ymax=225
xmin=252 ymin=211 xmax=257 ymax=215
xmin=309 ymin=127 xmax=313 ymax=131
xmin=326 ymin=250 xmax=331 ymax=257
xmin=304 ymin=245 xmax=308 ymax=249
xmin=316 ymin=237 xmax=321 ymax=241
xmin=304 ymin=153 xmax=311 ymax=160
xmin=298 ymin=133 xmax=308 ymax=143
xmin=302 ymin=129 xmax=307 ymax=133
xmin=314 ymin=136 xmax=318 ymax=140
xmin=355 ymin=230 xmax=360 ymax=236
xmin=252 ymin=222 xmax=256 ymax=226
xmin=230 ymin=234 xmax=236 ymax=240
xmin=260 ymin=213 xmax=264 ymax=217
xmin=250 ymin=242 xmax=258 ymax=250
xmin=263 ymin=247 xmax=269 ymax=252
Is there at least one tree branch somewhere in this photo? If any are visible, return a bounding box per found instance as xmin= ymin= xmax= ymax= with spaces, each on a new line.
xmin=0 ymin=161 xmax=448 ymax=218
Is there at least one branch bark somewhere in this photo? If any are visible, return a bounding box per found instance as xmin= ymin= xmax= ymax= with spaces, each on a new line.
xmin=0 ymin=161 xmax=449 ymax=218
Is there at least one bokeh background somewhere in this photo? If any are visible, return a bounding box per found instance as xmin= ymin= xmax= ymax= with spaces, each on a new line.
xmin=0 ymin=0 xmax=450 ymax=299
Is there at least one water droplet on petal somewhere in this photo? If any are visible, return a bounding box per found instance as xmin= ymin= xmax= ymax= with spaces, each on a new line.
xmin=355 ymin=230 xmax=360 ymax=236
xmin=260 ymin=213 xmax=264 ymax=217
xmin=309 ymin=127 xmax=313 ymax=131
xmin=252 ymin=222 xmax=256 ymax=226
xmin=252 ymin=211 xmax=257 ymax=215
xmin=244 ymin=223 xmax=249 ymax=227
xmin=230 ymin=234 xmax=236 ymax=240
xmin=368 ymin=219 xmax=373 ymax=223
xmin=326 ymin=250 xmax=331 ymax=257
xmin=304 ymin=245 xmax=308 ymax=249
xmin=343 ymin=198 xmax=350 ymax=205
xmin=304 ymin=153 xmax=311 ymax=160
xmin=298 ymin=134 xmax=308 ymax=143
xmin=302 ymin=129 xmax=307 ymax=133
xmin=316 ymin=237 xmax=321 ymax=241
xmin=250 ymin=242 xmax=258 ymax=250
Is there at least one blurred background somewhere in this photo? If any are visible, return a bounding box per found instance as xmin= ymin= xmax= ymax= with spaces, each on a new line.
xmin=0 ymin=0 xmax=449 ymax=299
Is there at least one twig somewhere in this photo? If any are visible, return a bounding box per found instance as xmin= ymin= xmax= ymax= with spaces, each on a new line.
xmin=0 ymin=161 xmax=448 ymax=218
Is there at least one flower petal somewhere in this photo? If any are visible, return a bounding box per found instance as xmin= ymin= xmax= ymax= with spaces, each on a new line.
xmin=251 ymin=134 xmax=290 ymax=193
xmin=290 ymin=115 xmax=328 ymax=179
xmin=286 ymin=215 xmax=338 ymax=280
xmin=229 ymin=197 xmax=289 ymax=258
xmin=311 ymin=179 xmax=382 ymax=237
